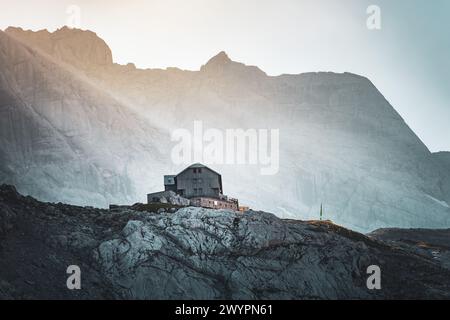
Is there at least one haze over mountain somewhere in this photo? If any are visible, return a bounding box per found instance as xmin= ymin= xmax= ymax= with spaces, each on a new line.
xmin=0 ymin=27 xmax=168 ymax=206
xmin=1 ymin=26 xmax=449 ymax=232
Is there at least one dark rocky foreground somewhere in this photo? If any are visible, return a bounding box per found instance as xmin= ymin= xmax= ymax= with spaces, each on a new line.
xmin=368 ymin=228 xmax=450 ymax=271
xmin=1 ymin=184 xmax=450 ymax=300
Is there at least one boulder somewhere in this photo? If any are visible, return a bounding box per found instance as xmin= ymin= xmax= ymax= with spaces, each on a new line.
xmin=149 ymin=191 xmax=190 ymax=206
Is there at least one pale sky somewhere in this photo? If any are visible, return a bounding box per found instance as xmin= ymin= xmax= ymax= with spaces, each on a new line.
xmin=1 ymin=0 xmax=449 ymax=152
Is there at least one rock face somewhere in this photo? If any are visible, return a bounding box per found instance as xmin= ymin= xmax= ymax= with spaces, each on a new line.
xmin=435 ymin=152 xmax=450 ymax=170
xmin=147 ymin=190 xmax=191 ymax=206
xmin=1 ymin=184 xmax=450 ymax=299
xmin=433 ymin=152 xmax=450 ymax=203
xmin=1 ymin=27 xmax=450 ymax=232
xmin=5 ymin=26 xmax=113 ymax=70
xmin=0 ymin=29 xmax=167 ymax=207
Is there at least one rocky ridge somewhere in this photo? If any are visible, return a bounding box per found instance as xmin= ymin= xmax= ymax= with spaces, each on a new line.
xmin=1 ymin=184 xmax=450 ymax=299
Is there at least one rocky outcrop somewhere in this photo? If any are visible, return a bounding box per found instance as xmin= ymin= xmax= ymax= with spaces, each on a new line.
xmin=147 ymin=190 xmax=191 ymax=206
xmin=5 ymin=26 xmax=113 ymax=71
xmin=200 ymin=51 xmax=266 ymax=80
xmin=1 ymin=184 xmax=450 ymax=299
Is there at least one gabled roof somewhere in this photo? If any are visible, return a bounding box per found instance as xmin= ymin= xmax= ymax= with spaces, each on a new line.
xmin=187 ymin=163 xmax=206 ymax=168
xmin=176 ymin=163 xmax=222 ymax=178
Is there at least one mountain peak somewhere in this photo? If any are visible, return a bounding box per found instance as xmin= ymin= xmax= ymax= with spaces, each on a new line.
xmin=201 ymin=51 xmax=266 ymax=78
xmin=209 ymin=51 xmax=231 ymax=63
xmin=4 ymin=25 xmax=113 ymax=69
xmin=202 ymin=51 xmax=232 ymax=71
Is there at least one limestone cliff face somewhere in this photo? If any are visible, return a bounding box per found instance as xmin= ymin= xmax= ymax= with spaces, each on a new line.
xmin=1 ymin=185 xmax=450 ymax=299
xmin=0 ymin=30 xmax=166 ymax=207
xmin=434 ymin=152 xmax=450 ymax=172
xmin=1 ymin=27 xmax=449 ymax=232
xmin=433 ymin=152 xmax=450 ymax=203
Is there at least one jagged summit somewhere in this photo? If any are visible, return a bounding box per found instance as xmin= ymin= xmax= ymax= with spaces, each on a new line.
xmin=5 ymin=25 xmax=102 ymax=39
xmin=204 ymin=51 xmax=232 ymax=66
xmin=200 ymin=50 xmax=266 ymax=77
xmin=5 ymin=25 xmax=113 ymax=69
xmin=6 ymin=27 xmax=265 ymax=76
xmin=200 ymin=51 xmax=234 ymax=73
xmin=5 ymin=26 xmax=36 ymax=32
